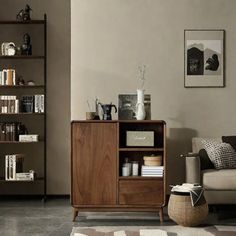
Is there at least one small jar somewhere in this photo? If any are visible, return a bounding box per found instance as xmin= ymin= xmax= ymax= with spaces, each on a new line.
xmin=132 ymin=161 xmax=139 ymax=176
xmin=122 ymin=164 xmax=129 ymax=177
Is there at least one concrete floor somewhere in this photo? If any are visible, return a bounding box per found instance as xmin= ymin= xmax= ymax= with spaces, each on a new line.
xmin=0 ymin=198 xmax=235 ymax=236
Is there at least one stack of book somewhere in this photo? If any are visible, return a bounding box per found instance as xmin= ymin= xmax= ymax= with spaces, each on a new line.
xmin=5 ymin=154 xmax=35 ymax=181
xmin=141 ymin=166 xmax=164 ymax=177
xmin=0 ymin=95 xmax=19 ymax=113
xmin=5 ymin=154 xmax=24 ymax=180
xmin=0 ymin=69 xmax=16 ymax=85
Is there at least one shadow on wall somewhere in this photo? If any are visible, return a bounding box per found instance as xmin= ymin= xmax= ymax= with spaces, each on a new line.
xmin=166 ymin=128 xmax=198 ymax=191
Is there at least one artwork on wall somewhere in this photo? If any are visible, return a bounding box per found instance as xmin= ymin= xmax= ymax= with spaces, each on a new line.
xmin=118 ymin=94 xmax=151 ymax=120
xmin=184 ymin=30 xmax=225 ymax=87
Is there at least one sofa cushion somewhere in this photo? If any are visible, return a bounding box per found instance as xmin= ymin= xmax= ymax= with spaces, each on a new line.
xmin=202 ymin=169 xmax=236 ymax=190
xmin=202 ymin=140 xmax=236 ymax=169
xmin=222 ymin=136 xmax=236 ymax=151
xmin=192 ymin=137 xmax=222 ymax=153
xmin=198 ymin=149 xmax=214 ymax=170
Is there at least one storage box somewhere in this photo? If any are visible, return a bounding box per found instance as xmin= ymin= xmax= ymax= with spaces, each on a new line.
xmin=126 ymin=131 xmax=154 ymax=147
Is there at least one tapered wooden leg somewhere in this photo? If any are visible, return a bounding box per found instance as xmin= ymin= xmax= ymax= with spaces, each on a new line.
xmin=73 ymin=208 xmax=79 ymax=222
xmin=159 ymin=208 xmax=164 ymax=223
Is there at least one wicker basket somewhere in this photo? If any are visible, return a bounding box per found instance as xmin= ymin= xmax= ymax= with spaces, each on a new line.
xmin=168 ymin=193 xmax=208 ymax=227
xmin=143 ymin=155 xmax=162 ymax=166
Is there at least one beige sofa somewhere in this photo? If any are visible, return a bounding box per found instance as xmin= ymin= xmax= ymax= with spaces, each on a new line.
xmin=186 ymin=138 xmax=236 ymax=204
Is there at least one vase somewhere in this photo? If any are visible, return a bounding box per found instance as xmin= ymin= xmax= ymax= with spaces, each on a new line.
xmin=135 ymin=89 xmax=146 ymax=120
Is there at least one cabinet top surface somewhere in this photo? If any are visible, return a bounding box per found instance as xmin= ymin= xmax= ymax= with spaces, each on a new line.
xmin=71 ymin=120 xmax=166 ymax=124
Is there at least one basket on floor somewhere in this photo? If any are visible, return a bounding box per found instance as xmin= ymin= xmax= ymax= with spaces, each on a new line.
xmin=168 ymin=192 xmax=208 ymax=227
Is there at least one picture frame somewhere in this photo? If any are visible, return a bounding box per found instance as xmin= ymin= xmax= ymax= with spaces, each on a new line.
xmin=184 ymin=29 xmax=225 ymax=88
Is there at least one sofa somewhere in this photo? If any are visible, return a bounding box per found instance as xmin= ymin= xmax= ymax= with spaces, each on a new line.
xmin=185 ymin=137 xmax=236 ymax=204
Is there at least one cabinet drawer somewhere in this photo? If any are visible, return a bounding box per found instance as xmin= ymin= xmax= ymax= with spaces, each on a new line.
xmin=119 ymin=180 xmax=163 ymax=205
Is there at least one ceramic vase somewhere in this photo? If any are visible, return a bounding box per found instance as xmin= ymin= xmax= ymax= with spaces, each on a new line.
xmin=136 ymin=89 xmax=146 ymax=120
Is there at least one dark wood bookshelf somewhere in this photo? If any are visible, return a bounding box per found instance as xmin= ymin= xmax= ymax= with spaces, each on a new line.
xmin=0 ymin=55 xmax=45 ymax=59
xmin=0 ymin=15 xmax=47 ymax=199
xmin=0 ymin=20 xmax=45 ymax=25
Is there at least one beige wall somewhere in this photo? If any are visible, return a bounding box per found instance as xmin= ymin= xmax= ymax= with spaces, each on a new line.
xmin=71 ymin=0 xmax=236 ymax=186
xmin=0 ymin=0 xmax=71 ymax=194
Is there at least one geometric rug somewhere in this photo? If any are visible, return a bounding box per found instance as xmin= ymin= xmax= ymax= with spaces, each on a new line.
xmin=71 ymin=225 xmax=236 ymax=236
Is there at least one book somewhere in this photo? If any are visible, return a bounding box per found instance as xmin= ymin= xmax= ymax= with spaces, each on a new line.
xmin=5 ymin=154 xmax=24 ymax=181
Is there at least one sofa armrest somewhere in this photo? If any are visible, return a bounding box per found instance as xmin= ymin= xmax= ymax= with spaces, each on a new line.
xmin=185 ymin=155 xmax=201 ymax=184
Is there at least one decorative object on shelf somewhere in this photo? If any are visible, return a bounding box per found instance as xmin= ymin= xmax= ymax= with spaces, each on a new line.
xmin=86 ymin=112 xmax=96 ymax=120
xmin=1 ymin=42 xmax=16 ymax=56
xmin=17 ymin=76 xmax=25 ymax=85
xmin=118 ymin=94 xmax=151 ymax=120
xmin=126 ymin=131 xmax=154 ymax=147
xmin=27 ymin=80 xmax=35 ymax=86
xmin=21 ymin=33 xmax=32 ymax=55
xmin=184 ymin=30 xmax=225 ymax=87
xmin=143 ymin=155 xmax=162 ymax=166
xmin=16 ymin=4 xmax=32 ymax=22
xmin=98 ymin=102 xmax=117 ymax=120
xmin=132 ymin=161 xmax=139 ymax=176
xmin=136 ymin=89 xmax=146 ymax=120
xmin=135 ymin=65 xmax=146 ymax=120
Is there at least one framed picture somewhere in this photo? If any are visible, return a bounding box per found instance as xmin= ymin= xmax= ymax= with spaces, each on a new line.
xmin=184 ymin=30 xmax=225 ymax=87
xmin=118 ymin=94 xmax=151 ymax=120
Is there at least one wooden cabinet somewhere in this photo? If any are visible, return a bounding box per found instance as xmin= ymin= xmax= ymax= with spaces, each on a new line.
xmin=71 ymin=120 xmax=166 ymax=222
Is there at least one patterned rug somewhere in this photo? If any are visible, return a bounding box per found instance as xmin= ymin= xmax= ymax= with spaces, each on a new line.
xmin=71 ymin=225 xmax=236 ymax=236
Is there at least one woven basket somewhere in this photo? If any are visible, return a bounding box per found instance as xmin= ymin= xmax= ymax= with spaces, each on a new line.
xmin=168 ymin=193 xmax=208 ymax=227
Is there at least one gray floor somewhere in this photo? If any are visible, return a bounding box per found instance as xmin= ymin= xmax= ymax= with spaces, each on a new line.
xmin=0 ymin=198 xmax=235 ymax=236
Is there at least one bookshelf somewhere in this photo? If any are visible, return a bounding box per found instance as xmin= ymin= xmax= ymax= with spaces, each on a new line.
xmin=0 ymin=15 xmax=47 ymax=199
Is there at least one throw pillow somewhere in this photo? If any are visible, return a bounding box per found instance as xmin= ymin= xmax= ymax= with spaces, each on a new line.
xmin=198 ymin=149 xmax=214 ymax=170
xmin=202 ymin=140 xmax=236 ymax=169
xmin=222 ymin=136 xmax=236 ymax=151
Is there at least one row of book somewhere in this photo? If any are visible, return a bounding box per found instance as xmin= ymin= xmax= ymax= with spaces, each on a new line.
xmin=0 ymin=95 xmax=44 ymax=113
xmin=141 ymin=165 xmax=164 ymax=177
xmin=0 ymin=69 xmax=16 ymax=85
xmin=5 ymin=154 xmax=34 ymax=181
xmin=0 ymin=96 xmax=19 ymax=113
xmin=0 ymin=122 xmax=27 ymax=141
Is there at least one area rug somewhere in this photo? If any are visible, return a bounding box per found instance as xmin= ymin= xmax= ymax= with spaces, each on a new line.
xmin=70 ymin=225 xmax=236 ymax=236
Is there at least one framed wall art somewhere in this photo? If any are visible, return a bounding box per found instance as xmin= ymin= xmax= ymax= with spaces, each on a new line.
xmin=184 ymin=30 xmax=225 ymax=87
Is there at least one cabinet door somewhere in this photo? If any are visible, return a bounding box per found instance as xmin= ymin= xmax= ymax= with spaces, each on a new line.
xmin=72 ymin=123 xmax=117 ymax=205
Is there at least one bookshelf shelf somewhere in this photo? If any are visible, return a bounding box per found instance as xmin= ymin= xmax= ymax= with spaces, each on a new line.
xmin=0 ymin=113 xmax=45 ymax=115
xmin=119 ymin=176 xmax=163 ymax=180
xmin=0 ymin=15 xmax=47 ymax=198
xmin=0 ymin=20 xmax=45 ymax=25
xmin=0 ymin=141 xmax=43 ymax=144
xmin=0 ymin=55 xmax=45 ymax=59
xmin=119 ymin=148 xmax=163 ymax=152
xmin=0 ymin=177 xmax=44 ymax=182
xmin=0 ymin=85 xmax=45 ymax=88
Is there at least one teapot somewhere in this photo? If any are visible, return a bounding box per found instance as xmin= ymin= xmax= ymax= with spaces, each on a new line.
xmin=98 ymin=103 xmax=117 ymax=120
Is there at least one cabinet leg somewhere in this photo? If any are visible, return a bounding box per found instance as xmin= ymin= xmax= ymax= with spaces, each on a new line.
xmin=159 ymin=208 xmax=164 ymax=223
xmin=73 ymin=208 xmax=79 ymax=222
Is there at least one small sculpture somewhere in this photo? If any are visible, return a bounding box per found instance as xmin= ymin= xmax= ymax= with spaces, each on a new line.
xmin=21 ymin=34 xmax=32 ymax=55
xmin=16 ymin=4 xmax=32 ymax=22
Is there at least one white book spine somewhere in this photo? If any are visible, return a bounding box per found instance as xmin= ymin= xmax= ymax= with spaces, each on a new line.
xmin=15 ymin=99 xmax=19 ymax=113
xmin=5 ymin=155 xmax=9 ymax=180
xmin=13 ymin=155 xmax=16 ymax=180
